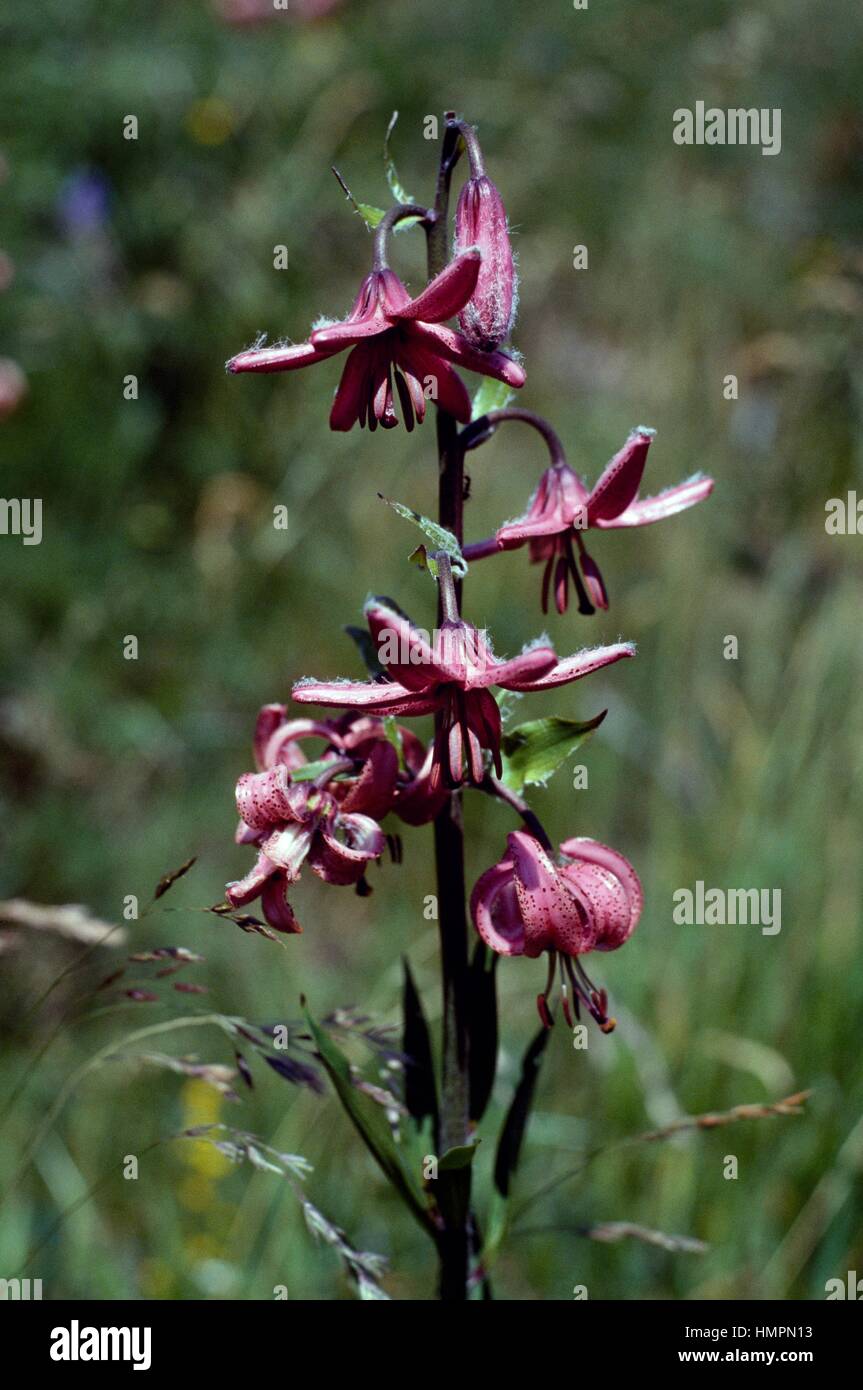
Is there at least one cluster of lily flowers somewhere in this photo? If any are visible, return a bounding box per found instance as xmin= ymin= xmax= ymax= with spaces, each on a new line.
xmin=225 ymin=123 xmax=714 ymax=1032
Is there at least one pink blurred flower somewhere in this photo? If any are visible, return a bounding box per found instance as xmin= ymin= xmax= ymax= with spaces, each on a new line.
xmin=465 ymin=426 xmax=713 ymax=613
xmin=0 ymin=359 xmax=27 ymax=420
xmin=471 ymin=831 xmax=643 ymax=1031
xmin=216 ymin=0 xmax=343 ymax=25
xmin=227 ymin=251 xmax=525 ymax=431
xmin=292 ymin=597 xmax=634 ymax=790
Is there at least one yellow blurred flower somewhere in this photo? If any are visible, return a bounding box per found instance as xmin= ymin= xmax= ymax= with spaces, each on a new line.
xmin=185 ymin=98 xmax=234 ymax=147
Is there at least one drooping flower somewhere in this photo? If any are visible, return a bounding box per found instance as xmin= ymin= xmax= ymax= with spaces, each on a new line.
xmin=291 ymin=597 xmax=634 ymax=790
xmin=470 ymin=831 xmax=643 ymax=1031
xmin=226 ymin=754 xmax=393 ymax=933
xmin=226 ymin=704 xmax=450 ymax=932
xmin=454 ymin=174 xmax=516 ymax=351
xmin=227 ymin=249 xmax=525 ymax=432
xmin=464 ymin=426 xmax=714 ymax=613
xmin=226 ymin=708 xmax=399 ymax=932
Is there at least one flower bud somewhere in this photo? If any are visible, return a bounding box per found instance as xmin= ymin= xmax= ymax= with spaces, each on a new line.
xmin=454 ymin=176 xmax=516 ymax=351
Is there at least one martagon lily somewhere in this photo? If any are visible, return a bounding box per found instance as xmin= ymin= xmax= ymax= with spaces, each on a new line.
xmin=464 ymin=420 xmax=714 ymax=613
xmin=292 ymin=593 xmax=635 ymax=790
xmin=471 ymin=830 xmax=643 ymax=1031
xmin=227 ymin=206 xmax=525 ymax=432
xmin=226 ymin=710 xmax=399 ymax=932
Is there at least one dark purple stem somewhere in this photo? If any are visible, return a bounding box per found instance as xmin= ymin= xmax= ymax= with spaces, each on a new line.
xmin=460 ymin=407 xmax=568 ymax=467
xmin=427 ymin=114 xmax=471 ymax=1303
xmin=481 ymin=775 xmax=554 ymax=852
xmin=446 ymin=116 xmax=486 ymax=179
xmin=373 ymin=203 xmax=434 ymax=271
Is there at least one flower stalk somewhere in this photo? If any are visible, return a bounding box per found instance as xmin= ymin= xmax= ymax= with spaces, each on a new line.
xmin=428 ymin=120 xmax=472 ymax=1300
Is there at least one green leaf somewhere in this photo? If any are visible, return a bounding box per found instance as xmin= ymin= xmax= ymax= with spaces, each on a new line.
xmin=384 ymin=111 xmax=416 ymax=208
xmin=378 ymin=494 xmax=467 ymax=578
xmin=382 ymin=716 xmax=407 ymax=773
xmin=356 ymin=203 xmax=386 ymax=229
xmin=304 ymin=1004 xmax=433 ymax=1234
xmin=438 ymin=1143 xmax=480 ymax=1172
xmin=470 ymin=377 xmax=516 ymax=423
xmin=338 ymin=194 xmax=420 ymax=237
xmin=287 ymin=758 xmax=347 ymax=784
xmin=500 ymin=711 xmax=606 ymax=793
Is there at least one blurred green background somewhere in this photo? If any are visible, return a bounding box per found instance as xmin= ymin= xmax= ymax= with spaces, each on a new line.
xmin=2 ymin=0 xmax=862 ymax=1300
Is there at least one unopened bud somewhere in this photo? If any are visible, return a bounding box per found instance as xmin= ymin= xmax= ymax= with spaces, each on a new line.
xmin=454 ymin=176 xmax=516 ymax=351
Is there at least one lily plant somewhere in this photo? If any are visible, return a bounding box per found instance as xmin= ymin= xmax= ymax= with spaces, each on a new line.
xmin=224 ymin=112 xmax=714 ymax=1300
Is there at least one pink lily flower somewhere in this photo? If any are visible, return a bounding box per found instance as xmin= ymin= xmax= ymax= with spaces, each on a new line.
xmin=227 ymin=249 xmax=525 ymax=432
xmin=226 ymin=709 xmax=400 ymax=933
xmin=331 ymin=712 xmax=449 ymax=826
xmin=464 ymin=426 xmax=713 ymax=613
xmin=471 ymin=831 xmax=643 ymax=1032
xmin=292 ymin=597 xmax=635 ymax=790
xmin=226 ymin=757 xmax=392 ymax=933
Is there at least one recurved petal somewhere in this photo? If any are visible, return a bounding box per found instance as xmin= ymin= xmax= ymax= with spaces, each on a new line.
xmin=292 ymin=676 xmax=442 ymax=718
xmin=253 ymin=704 xmax=288 ymax=770
xmin=470 ymin=857 xmax=527 ymax=956
xmin=558 ymin=837 xmax=643 ymax=951
xmin=408 ymin=321 xmax=526 ymax=387
xmin=505 ymin=641 xmax=635 ymax=691
xmin=394 ymin=744 xmax=450 ymax=826
xmin=261 ymin=873 xmax=303 ymax=933
xmin=235 ymin=767 xmax=295 ymax=831
xmin=365 ymin=597 xmax=461 ymax=688
xmin=390 ymin=251 xmax=481 ymax=324
xmin=339 ymin=741 xmax=399 ymax=819
xmin=227 ymin=340 xmax=335 ymax=374
xmin=507 ymin=831 xmax=582 ymax=956
xmin=261 ymin=823 xmax=315 ymax=880
xmin=264 ymin=718 xmax=343 ymax=770
xmin=587 ymin=427 xmax=654 ymax=524
xmin=486 ymin=643 xmax=558 ymax=690
xmin=594 ymin=474 xmax=714 ymax=528
xmin=226 ymin=851 xmax=278 ymax=908
xmin=307 ymin=812 xmax=386 ymax=885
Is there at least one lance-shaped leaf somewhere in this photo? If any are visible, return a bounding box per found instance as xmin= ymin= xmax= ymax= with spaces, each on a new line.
xmin=288 ymin=757 xmax=352 ymax=784
xmin=378 ymin=494 xmax=467 ymax=578
xmin=494 ymin=1027 xmax=549 ymax=1198
xmin=384 ymin=111 xmax=416 ymax=208
xmin=401 ymin=959 xmax=439 ymax=1134
xmin=500 ymin=711 xmax=606 ymax=793
xmin=304 ymin=1003 xmax=434 ymax=1234
xmin=467 ymin=943 xmax=498 ymax=1124
xmin=484 ymin=1027 xmax=550 ymax=1265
